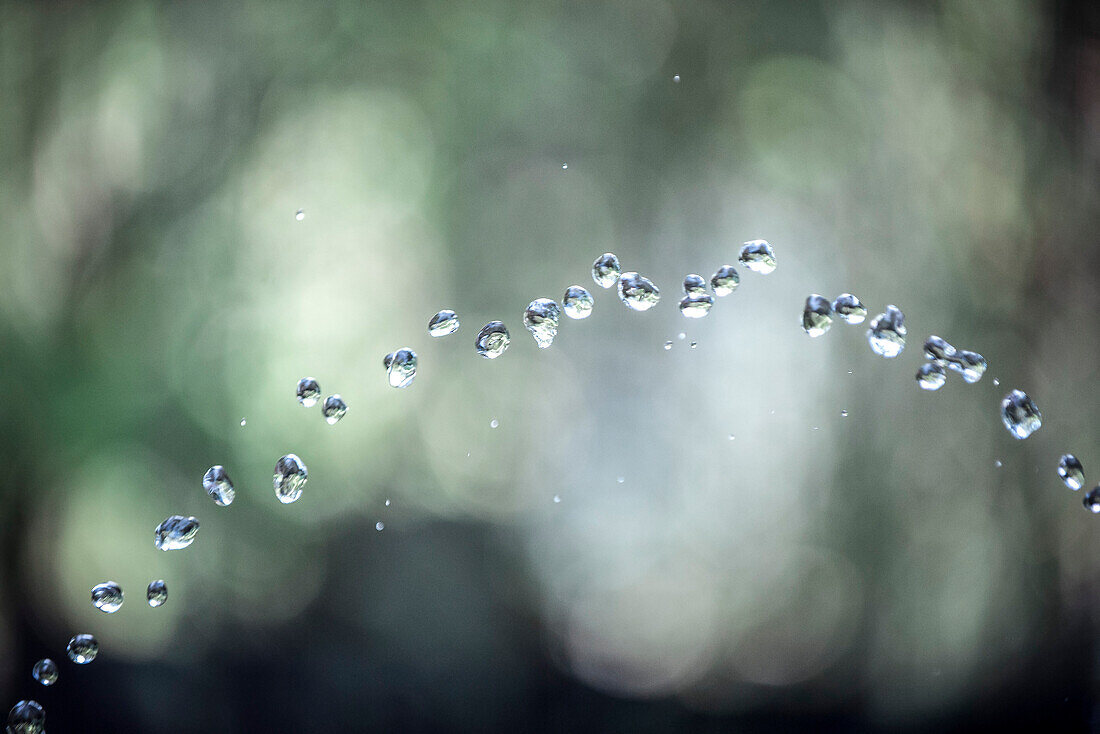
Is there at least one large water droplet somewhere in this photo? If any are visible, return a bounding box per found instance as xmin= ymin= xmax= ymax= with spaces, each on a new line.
xmin=831 ymin=293 xmax=866 ymax=324
xmin=66 ymin=634 xmax=99 ymax=664
xmin=203 ymin=465 xmax=235 ymax=506
xmin=1000 ymin=389 xmax=1042 ymax=440
xmin=296 ymin=378 xmax=321 ymax=407
xmin=682 ymin=274 xmax=707 ymax=294
xmin=562 ymin=286 xmax=594 ymax=319
xmin=947 ymin=350 xmax=987 ymax=384
xmin=322 ymin=395 xmax=347 ymax=424
xmin=923 ymin=335 xmax=956 ymax=363
xmin=679 ymin=293 xmax=714 ymax=318
xmin=738 ymin=240 xmax=777 ymax=274
xmin=147 ymin=579 xmax=168 ymax=608
xmin=90 ymin=581 xmax=123 ymax=614
xmin=523 ymin=298 xmax=562 ymax=348
xmin=916 ymin=362 xmax=947 ymax=391
xmin=31 ymin=660 xmax=57 ymax=687
xmin=475 ymin=321 xmax=510 ymax=359
xmin=274 ymin=454 xmax=308 ymax=504
xmin=1058 ymin=454 xmax=1085 ymax=491
xmin=6 ymin=700 xmax=44 ymax=734
xmin=591 ymin=253 xmax=621 ymax=289
xmin=866 ymin=305 xmax=906 ymax=358
xmin=154 ymin=515 xmax=200 ymax=551
xmin=385 ymin=348 xmax=417 ymax=387
xmin=428 ymin=309 xmax=460 ymax=337
xmin=801 ymin=294 xmax=833 ymax=337
xmin=617 ymin=272 xmax=660 ymax=311
xmin=1083 ymin=486 xmax=1100 ymax=514
xmin=710 ymin=265 xmax=739 ymax=296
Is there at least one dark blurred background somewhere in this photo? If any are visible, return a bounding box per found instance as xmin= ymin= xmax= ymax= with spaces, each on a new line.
xmin=2 ymin=0 xmax=1099 ymax=731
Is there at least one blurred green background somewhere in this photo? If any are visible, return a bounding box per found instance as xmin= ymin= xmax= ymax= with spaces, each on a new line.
xmin=1 ymin=0 xmax=1099 ymax=730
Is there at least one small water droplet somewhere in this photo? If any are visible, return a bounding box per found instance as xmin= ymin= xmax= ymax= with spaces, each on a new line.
xmin=385 ymin=348 xmax=418 ymax=387
xmin=475 ymin=322 xmax=510 ymax=359
xmin=710 ymin=265 xmax=739 ymax=296
xmin=663 ymin=341 xmax=673 ymax=350
xmin=147 ymin=580 xmax=168 ymax=608
xmin=673 ymin=74 xmax=681 ymax=83
xmin=375 ymin=521 xmax=385 ymax=531
xmin=1083 ymin=486 xmax=1100 ymax=513
xmin=616 ymin=476 xmax=625 ymax=484
xmin=91 ymin=582 xmax=123 ymax=614
xmin=562 ymin=163 xmax=568 ymax=170
xmin=801 ymin=294 xmax=833 ymax=337
xmin=738 ymin=240 xmax=777 ymax=274
xmin=66 ymin=634 xmax=99 ymax=664
xmin=295 ymin=209 xmax=305 ymax=221
xmin=384 ymin=499 xmax=391 ymax=507
xmin=154 ymin=515 xmax=200 ymax=551
xmin=678 ymin=332 xmax=686 ymax=340
xmin=203 ymin=465 xmax=235 ymax=506
xmin=1000 ymin=390 xmax=1042 ymax=440
xmin=831 ymin=294 xmax=867 ymax=324
xmin=322 ymin=394 xmax=348 ymax=425
xmin=31 ymin=660 xmax=58 ymax=687
xmin=562 ymin=285 xmax=594 ymax=319
xmin=274 ymin=454 xmax=308 ymax=504
xmin=490 ymin=418 xmax=499 ymax=429
xmin=553 ymin=495 xmax=561 ymax=503
xmin=994 ymin=460 xmax=1003 ymax=468
xmin=428 ymin=309 xmax=460 ymax=337
xmin=6 ymin=700 xmax=45 ymax=733
xmin=916 ymin=362 xmax=947 ymax=391
xmin=993 ymin=378 xmax=1000 ymax=386
xmin=296 ymin=377 xmax=321 ymax=407
xmin=867 ymin=305 xmax=907 ymax=358
xmin=618 ymin=272 xmax=661 ymax=311
xmin=591 ymin=253 xmax=621 ymax=289
xmin=1058 ymin=454 xmax=1085 ymax=490
xmin=523 ymin=298 xmax=562 ymax=348
xmin=841 ymin=409 xmax=848 ymax=417
xmin=240 ymin=418 xmax=246 ymax=427
xmin=689 ymin=341 xmax=697 ymax=349
xmin=728 ymin=434 xmax=735 ymax=440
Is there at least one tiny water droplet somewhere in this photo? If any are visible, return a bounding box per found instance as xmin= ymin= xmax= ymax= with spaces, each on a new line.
xmin=618 ymin=272 xmax=660 ymax=311
xmin=867 ymin=305 xmax=907 ymax=358
xmin=1058 ymin=454 xmax=1085 ymax=490
xmin=616 ymin=476 xmax=625 ymax=484
xmin=1000 ymin=390 xmax=1042 ymax=440
xmin=801 ymin=294 xmax=833 ymax=337
xmin=295 ymin=209 xmax=305 ymax=221
xmin=490 ymin=418 xmax=499 ymax=429
xmin=689 ymin=341 xmax=697 ymax=349
xmin=385 ymin=348 xmax=418 ymax=387
xmin=66 ymin=634 xmax=99 ymax=664
xmin=1083 ymin=486 xmax=1100 ymax=514
xmin=553 ymin=495 xmax=561 ymax=503
xmin=91 ymin=582 xmax=123 ymax=613
xmin=561 ymin=163 xmax=568 ymax=170
xmin=673 ymin=74 xmax=681 ymax=83
xmin=31 ymin=660 xmax=58 ymax=687
xmin=591 ymin=253 xmax=621 ymax=289
xmin=203 ymin=465 xmax=235 ymax=506
xmin=147 ymin=579 xmax=168 ymax=608
xmin=375 ymin=522 xmax=384 ymax=531
xmin=832 ymin=294 xmax=867 ymax=324
xmin=678 ymin=332 xmax=686 ymax=340
xmin=992 ymin=378 xmax=1000 ymax=386
xmin=994 ymin=460 xmax=1003 ymax=468
xmin=710 ymin=265 xmax=739 ymax=296
xmin=841 ymin=409 xmax=848 ymax=417
xmin=6 ymin=700 xmax=45 ymax=733
xmin=428 ymin=309 xmax=460 ymax=337
xmin=240 ymin=418 xmax=246 ymax=427
xmin=523 ymin=298 xmax=562 ymax=348
xmin=273 ymin=454 xmax=308 ymax=504
xmin=296 ymin=377 xmax=321 ymax=407
xmin=384 ymin=499 xmax=391 ymax=507
xmin=562 ymin=285 xmax=594 ymax=319
xmin=322 ymin=394 xmax=347 ymax=424
xmin=916 ymin=362 xmax=947 ymax=391
xmin=738 ymin=240 xmax=777 ymax=274
xmin=923 ymin=335 xmax=956 ymax=363
xmin=663 ymin=341 xmax=672 ymax=350
xmin=728 ymin=434 xmax=735 ymax=440
xmin=154 ymin=515 xmax=200 ymax=551
xmin=475 ymin=322 xmax=510 ymax=359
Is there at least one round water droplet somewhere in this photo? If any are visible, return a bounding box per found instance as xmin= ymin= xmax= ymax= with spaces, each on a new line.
xmin=992 ymin=378 xmax=1000 ymax=386
xmin=322 ymin=395 xmax=347 ymax=425
xmin=867 ymin=305 xmax=907 ymax=358
xmin=66 ymin=634 xmax=99 ymax=664
xmin=673 ymin=74 xmax=681 ymax=83
xmin=679 ymin=293 xmax=714 ymax=318
xmin=296 ymin=378 xmax=321 ymax=407
xmin=728 ymin=434 xmax=735 ymax=440
xmin=561 ymin=163 xmax=568 ymax=170
xmin=663 ymin=341 xmax=672 ymax=350
xmin=475 ymin=321 xmax=510 ymax=359
xmin=31 ymin=660 xmax=57 ymax=687
xmin=677 ymin=332 xmax=686 ymax=340
xmin=710 ymin=265 xmax=739 ymax=296
xmin=6 ymin=700 xmax=45 ymax=733
xmin=831 ymin=294 xmax=866 ymax=324
xmin=1083 ymin=486 xmax=1100 ymax=513
xmin=295 ymin=209 xmax=305 ymax=221
xmin=994 ymin=460 xmax=1003 ymax=468
xmin=375 ymin=522 xmax=385 ymax=531
xmin=591 ymin=253 xmax=621 ymax=289
xmin=146 ymin=579 xmax=168 ymax=608
xmin=154 ymin=515 xmax=200 ymax=551
xmin=683 ymin=274 xmax=707 ymax=294
xmin=562 ymin=286 xmax=594 ymax=320
xmin=617 ymin=272 xmax=660 ymax=311
xmin=385 ymin=348 xmax=417 ymax=388
xmin=553 ymin=495 xmax=561 ymax=503
xmin=489 ymin=418 xmax=499 ymax=429
xmin=616 ymin=476 xmax=625 ymax=484
xmin=923 ymin=335 xmax=956 ymax=363
xmin=738 ymin=240 xmax=777 ymax=274
xmin=916 ymin=362 xmax=947 ymax=391
xmin=240 ymin=418 xmax=247 ymax=427
xmin=428 ymin=309 xmax=460 ymax=337
xmin=91 ymin=581 xmax=123 ymax=614
xmin=1000 ymin=390 xmax=1042 ymax=440
xmin=1058 ymin=454 xmax=1085 ymax=491
xmin=801 ymin=294 xmax=833 ymax=337
xmin=274 ymin=454 xmax=308 ymax=504
xmin=841 ymin=409 xmax=848 ymax=417
xmin=523 ymin=298 xmax=562 ymax=348
xmin=689 ymin=341 xmax=697 ymax=349
xmin=203 ymin=465 xmax=235 ymax=506
xmin=948 ymin=350 xmax=987 ymax=384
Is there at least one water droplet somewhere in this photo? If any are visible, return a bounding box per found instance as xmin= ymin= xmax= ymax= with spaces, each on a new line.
xmin=240 ymin=418 xmax=246 ymax=427
xmin=663 ymin=341 xmax=672 ymax=350
xmin=673 ymin=74 xmax=681 ymax=83
xmin=801 ymin=294 xmax=833 ymax=337
xmin=475 ymin=321 xmax=510 ymax=359
xmin=923 ymin=335 xmax=956 ymax=363
xmin=146 ymin=580 xmax=168 ymax=608
xmin=375 ymin=521 xmax=385 ymax=531
xmin=553 ymin=495 xmax=561 ymax=503
xmin=993 ymin=378 xmax=1000 ymax=386
xmin=689 ymin=341 xmax=697 ymax=349
xmin=296 ymin=377 xmax=321 ymax=407
xmin=490 ymin=418 xmax=499 ymax=429
xmin=203 ymin=465 xmax=235 ymax=506
xmin=831 ymin=294 xmax=867 ymax=324
xmin=385 ymin=348 xmax=417 ymax=387
xmin=295 ymin=209 xmax=305 ymax=221
xmin=561 ymin=163 xmax=568 ymax=170
xmin=1058 ymin=454 xmax=1085 ymax=490
xmin=728 ymin=434 xmax=735 ymax=440
xmin=384 ymin=499 xmax=391 ymax=507
xmin=274 ymin=454 xmax=308 ymax=504
xmin=617 ymin=272 xmax=660 ymax=311
xmin=322 ymin=395 xmax=347 ymax=424
xmin=428 ymin=309 xmax=460 ymax=337
xmin=562 ymin=286 xmax=594 ymax=319
xmin=591 ymin=253 xmax=621 ymax=289
xmin=1084 ymin=487 xmax=1100 ymax=513
xmin=994 ymin=460 xmax=1003 ymax=468
xmin=523 ymin=298 xmax=562 ymax=348
xmin=916 ymin=362 xmax=947 ymax=391
xmin=679 ymin=293 xmax=714 ymax=318
xmin=154 ymin=515 xmax=200 ymax=551
xmin=6 ymin=700 xmax=45 ymax=733
xmin=66 ymin=634 xmax=99 ymax=664
xmin=948 ymin=350 xmax=987 ymax=384
xmin=710 ymin=265 xmax=739 ymax=296
xmin=1000 ymin=389 xmax=1042 ymax=440
xmin=738 ymin=240 xmax=777 ymax=274
xmin=841 ymin=409 xmax=848 ymax=417
xmin=616 ymin=476 xmax=625 ymax=484
xmin=31 ymin=660 xmax=57 ymax=687
xmin=683 ymin=274 xmax=707 ymax=294
xmin=91 ymin=581 xmax=123 ymax=614
xmin=866 ymin=305 xmax=907 ymax=358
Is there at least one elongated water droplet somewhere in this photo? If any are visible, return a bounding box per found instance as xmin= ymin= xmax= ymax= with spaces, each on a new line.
xmin=385 ymin=348 xmax=417 ymax=387
xmin=240 ymin=418 xmax=246 ymax=427
xmin=296 ymin=378 xmax=321 ymax=407
xmin=523 ymin=298 xmax=561 ymax=348
xmin=831 ymin=293 xmax=866 ymax=324
xmin=274 ymin=454 xmax=308 ymax=504
xmin=1000 ymin=389 xmax=1042 ymax=440
xmin=428 ymin=309 xmax=460 ymax=337
xmin=679 ymin=293 xmax=714 ymax=318
xmin=801 ymin=294 xmax=833 ymax=337
xmin=738 ymin=240 xmax=777 ymax=274
xmin=1058 ymin=454 xmax=1085 ymax=490
xmin=562 ymin=286 xmax=594 ymax=319
xmin=682 ymin=274 xmax=707 ymax=294
xmin=591 ymin=253 xmax=621 ymax=289
xmin=31 ymin=660 xmax=57 ymax=687
xmin=147 ymin=579 xmax=168 ymax=608
xmin=1084 ymin=486 xmax=1100 ymax=513
xmin=617 ymin=272 xmax=660 ymax=311
xmin=948 ymin=350 xmax=987 ymax=384
xmin=322 ymin=395 xmax=347 ymax=424
xmin=710 ymin=265 xmax=739 ymax=296
xmin=154 ymin=515 xmax=200 ymax=551
xmin=6 ymin=700 xmax=44 ymax=733
xmin=866 ymin=305 xmax=906 ymax=358
xmin=203 ymin=465 xmax=235 ymax=506
xmin=66 ymin=634 xmax=98 ymax=664
xmin=475 ymin=321 xmax=510 ymax=359
xmin=91 ymin=582 xmax=123 ymax=613
xmin=923 ymin=335 xmax=956 ymax=363
xmin=916 ymin=362 xmax=947 ymax=391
